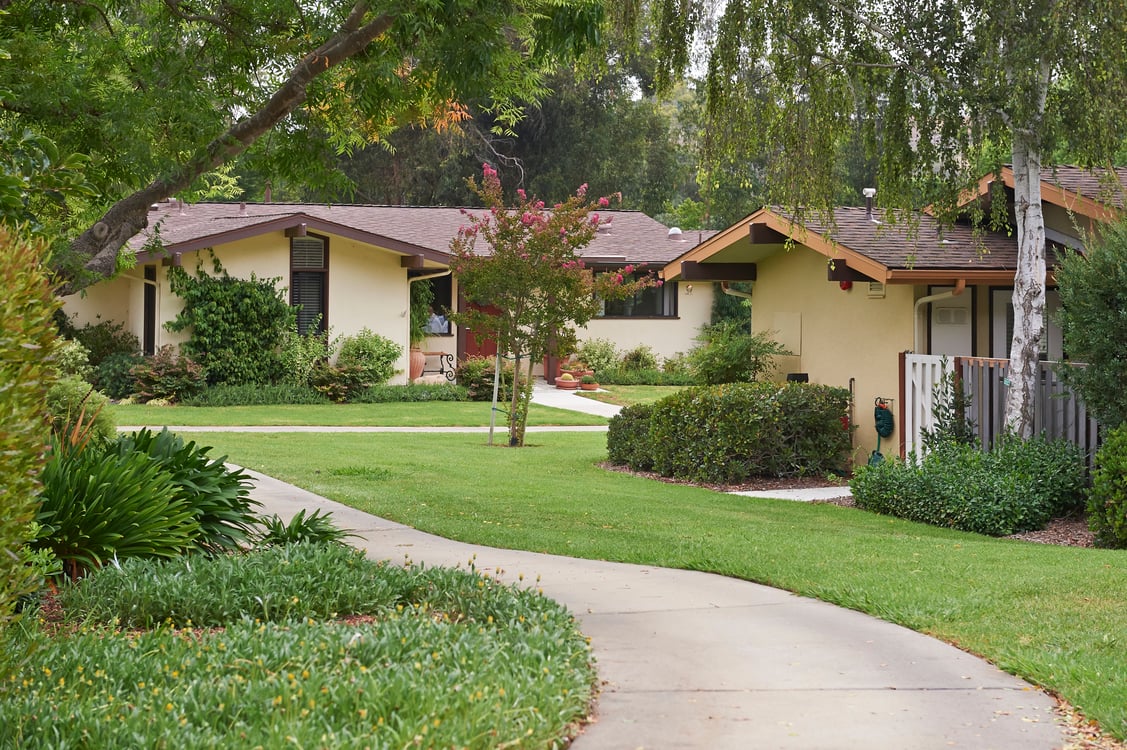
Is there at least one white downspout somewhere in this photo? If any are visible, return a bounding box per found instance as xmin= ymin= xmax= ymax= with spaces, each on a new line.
xmin=913 ymin=279 xmax=965 ymax=353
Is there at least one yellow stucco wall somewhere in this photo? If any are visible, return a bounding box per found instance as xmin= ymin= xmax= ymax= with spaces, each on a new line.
xmin=578 ymin=282 xmax=713 ymax=364
xmin=751 ymin=248 xmax=916 ymax=466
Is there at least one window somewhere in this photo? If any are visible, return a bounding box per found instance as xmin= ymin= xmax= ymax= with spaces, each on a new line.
xmin=599 ymin=272 xmax=677 ymax=318
xmin=291 ymin=234 xmax=328 ymax=335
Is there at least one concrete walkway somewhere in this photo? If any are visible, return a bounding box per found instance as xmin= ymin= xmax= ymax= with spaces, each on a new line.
xmin=246 ymin=476 xmax=1065 ymax=750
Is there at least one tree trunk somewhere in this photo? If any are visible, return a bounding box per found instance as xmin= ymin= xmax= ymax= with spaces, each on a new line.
xmin=1004 ymin=133 xmax=1047 ymax=438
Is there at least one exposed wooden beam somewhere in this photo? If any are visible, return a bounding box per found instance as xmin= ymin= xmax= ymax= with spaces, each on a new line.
xmin=284 ymin=223 xmax=308 ymax=238
xmin=680 ymin=260 xmax=757 ymax=281
xmin=826 ymin=263 xmax=877 ymax=282
xmin=400 ymin=254 xmax=425 ymax=269
xmin=749 ymin=222 xmax=788 ymax=244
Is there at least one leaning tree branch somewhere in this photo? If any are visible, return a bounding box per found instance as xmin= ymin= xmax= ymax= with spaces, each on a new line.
xmin=65 ymin=1 xmax=390 ymax=294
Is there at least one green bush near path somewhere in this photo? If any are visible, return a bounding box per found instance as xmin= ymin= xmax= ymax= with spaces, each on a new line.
xmin=5 ymin=544 xmax=595 ymax=749
xmin=197 ymin=430 xmax=1127 ymax=741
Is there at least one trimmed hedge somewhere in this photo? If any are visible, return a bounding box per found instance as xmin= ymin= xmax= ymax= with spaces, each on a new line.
xmin=352 ymin=383 xmax=468 ymax=403
xmin=608 ymin=382 xmax=851 ymax=482
xmin=1088 ymin=424 xmax=1127 ymax=548
xmin=851 ymin=435 xmax=1086 ymax=536
xmin=607 ymin=404 xmax=656 ymax=471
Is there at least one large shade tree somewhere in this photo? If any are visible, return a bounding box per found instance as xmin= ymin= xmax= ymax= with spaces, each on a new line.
xmin=643 ymin=0 xmax=1127 ymax=437
xmin=0 ymin=0 xmax=604 ymax=292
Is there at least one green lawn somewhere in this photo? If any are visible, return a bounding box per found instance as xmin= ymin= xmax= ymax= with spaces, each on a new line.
xmin=194 ymin=430 xmax=1127 ymax=741
xmin=111 ymin=401 xmax=606 ymax=427
xmin=576 ymin=384 xmax=688 ymax=407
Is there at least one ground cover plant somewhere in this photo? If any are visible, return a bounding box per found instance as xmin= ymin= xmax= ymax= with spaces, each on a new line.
xmin=110 ymin=401 xmax=606 ymax=428
xmin=4 ymin=543 xmax=596 ymax=748
xmin=197 ymin=430 xmax=1127 ymax=741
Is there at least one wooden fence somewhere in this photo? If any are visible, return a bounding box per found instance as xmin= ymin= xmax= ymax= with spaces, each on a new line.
xmin=900 ymin=353 xmax=1101 ymax=465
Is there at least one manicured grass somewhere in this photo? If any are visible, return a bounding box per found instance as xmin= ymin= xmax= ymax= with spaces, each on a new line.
xmin=576 ymin=384 xmax=687 ymax=407
xmin=198 ymin=430 xmax=1127 ymax=741
xmin=111 ymin=401 xmax=606 ymax=427
xmin=6 ymin=544 xmax=595 ymax=748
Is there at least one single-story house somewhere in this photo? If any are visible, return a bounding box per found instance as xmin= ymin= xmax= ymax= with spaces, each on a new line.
xmin=62 ymin=200 xmax=714 ymax=383
xmin=663 ymin=166 xmax=1125 ymax=465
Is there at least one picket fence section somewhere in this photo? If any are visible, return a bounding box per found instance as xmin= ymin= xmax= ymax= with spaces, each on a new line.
xmin=900 ymin=353 xmax=1101 ymax=465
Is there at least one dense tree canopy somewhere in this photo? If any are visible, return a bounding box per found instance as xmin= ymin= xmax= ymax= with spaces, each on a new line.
xmin=0 ymin=0 xmax=604 ymax=290
xmin=642 ymin=0 xmax=1127 ymax=435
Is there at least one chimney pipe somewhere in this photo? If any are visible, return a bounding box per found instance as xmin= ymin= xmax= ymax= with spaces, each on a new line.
xmin=862 ymin=188 xmax=876 ymax=220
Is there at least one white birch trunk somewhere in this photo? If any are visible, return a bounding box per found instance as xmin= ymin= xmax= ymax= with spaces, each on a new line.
xmin=1004 ymin=134 xmax=1047 ymax=438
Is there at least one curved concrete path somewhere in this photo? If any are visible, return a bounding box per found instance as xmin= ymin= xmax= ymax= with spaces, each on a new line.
xmin=247 ymin=468 xmax=1066 ymax=749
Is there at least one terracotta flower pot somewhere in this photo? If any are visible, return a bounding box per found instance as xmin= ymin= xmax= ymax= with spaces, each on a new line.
xmin=556 ymin=378 xmax=579 ymax=390
xmin=409 ymin=348 xmax=426 ymax=380
xmin=580 ymin=382 xmax=599 ymax=391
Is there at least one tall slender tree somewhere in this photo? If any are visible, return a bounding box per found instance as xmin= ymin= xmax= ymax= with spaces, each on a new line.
xmin=642 ymin=0 xmax=1127 ymax=436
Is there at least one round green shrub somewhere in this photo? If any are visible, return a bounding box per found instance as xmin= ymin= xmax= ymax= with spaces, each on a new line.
xmin=576 ymin=338 xmax=619 ymax=375
xmin=336 ymin=328 xmax=402 ymax=386
xmin=53 ymin=339 xmax=92 ymax=380
xmin=92 ymin=351 xmax=145 ymax=399
xmin=1088 ymin=424 xmax=1127 ymax=548
xmin=69 ymin=318 xmax=140 ymax=367
xmin=45 ymin=376 xmax=116 ymax=445
xmin=689 ymin=320 xmax=788 ymax=384
xmin=456 ymin=355 xmax=518 ymax=401
xmin=607 ymin=403 xmax=656 ymax=470
xmin=620 ymin=344 xmax=659 ymax=372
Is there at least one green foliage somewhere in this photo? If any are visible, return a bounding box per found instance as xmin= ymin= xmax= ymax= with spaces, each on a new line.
xmin=10 ymin=545 xmax=595 ymax=748
xmin=67 ymin=318 xmax=140 ymax=368
xmin=1056 ymin=229 xmax=1127 ymax=428
xmin=130 ymin=345 xmax=206 ymax=403
xmin=920 ymin=361 xmax=977 ymax=453
xmin=183 ymin=383 xmax=331 ymax=406
xmin=91 ymin=351 xmax=144 ymax=399
xmin=254 ymin=511 xmax=354 ymax=550
xmin=36 ymin=440 xmax=199 ymax=577
xmin=620 ymin=344 xmax=659 ymax=371
xmin=851 ymin=436 xmax=1086 ymax=536
xmin=689 ymin=320 xmax=789 ymax=384
xmin=409 ymin=278 xmax=435 ymax=347
xmin=576 ymin=337 xmax=619 ymax=375
xmin=1088 ymin=424 xmax=1127 ymax=549
xmin=710 ymin=283 xmax=752 ymax=325
xmin=310 ymin=363 xmax=370 ymax=403
xmin=111 ymin=429 xmax=259 ymax=554
xmin=45 ymin=376 xmax=115 ymax=445
xmin=52 ymin=338 xmax=92 ymax=380
xmin=606 ymin=404 xmax=657 ymax=470
xmin=645 ymin=383 xmax=851 ymax=482
xmin=335 ymin=328 xmax=402 ymax=386
xmin=0 ymin=229 xmax=59 ymax=690
xmin=167 ymin=258 xmax=294 ymax=386
xmin=277 ymin=318 xmax=331 ymax=388
xmin=455 ymin=355 xmax=519 ymax=401
xmin=596 ymin=367 xmax=699 ymax=385
xmin=351 ymin=383 xmax=469 ymax=403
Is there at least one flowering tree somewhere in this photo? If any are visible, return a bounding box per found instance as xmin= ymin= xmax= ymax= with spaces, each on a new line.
xmin=450 ymin=165 xmax=655 ymax=446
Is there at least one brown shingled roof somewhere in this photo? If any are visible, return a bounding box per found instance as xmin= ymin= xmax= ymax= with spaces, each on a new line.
xmin=786 ymin=207 xmax=1018 ymax=272
xmin=131 ymin=201 xmax=682 ymax=266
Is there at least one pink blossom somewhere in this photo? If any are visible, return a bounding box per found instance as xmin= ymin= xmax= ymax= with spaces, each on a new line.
xmin=615 ymin=273 xmax=623 ymax=284
xmin=536 ymin=200 xmax=545 ymax=210
xmin=516 ymin=188 xmax=527 ymax=201
xmin=577 ymin=183 xmax=588 ymax=197
xmin=656 ymin=279 xmax=664 ymax=286
xmin=482 ymin=162 xmax=497 ymax=179
xmin=590 ymin=213 xmax=600 ymax=226
xmin=624 ymin=264 xmax=634 ymax=274
xmin=521 ymin=212 xmax=534 ymax=226
xmin=598 ymin=196 xmax=609 ymax=208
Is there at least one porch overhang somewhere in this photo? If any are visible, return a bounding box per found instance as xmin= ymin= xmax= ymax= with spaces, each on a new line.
xmin=680 ymin=260 xmax=757 ymax=281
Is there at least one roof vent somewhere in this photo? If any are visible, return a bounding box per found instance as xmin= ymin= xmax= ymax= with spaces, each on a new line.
xmin=668 ymin=227 xmax=684 ymax=241
xmin=239 ymin=201 xmax=247 ymax=216
xmin=862 ymin=188 xmax=877 ymax=221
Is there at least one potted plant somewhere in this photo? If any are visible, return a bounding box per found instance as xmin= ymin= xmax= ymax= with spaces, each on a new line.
xmin=555 ymin=372 xmax=579 ymax=390
xmin=408 ymin=280 xmax=433 ymax=380
xmin=579 ymin=374 xmax=599 ymax=391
